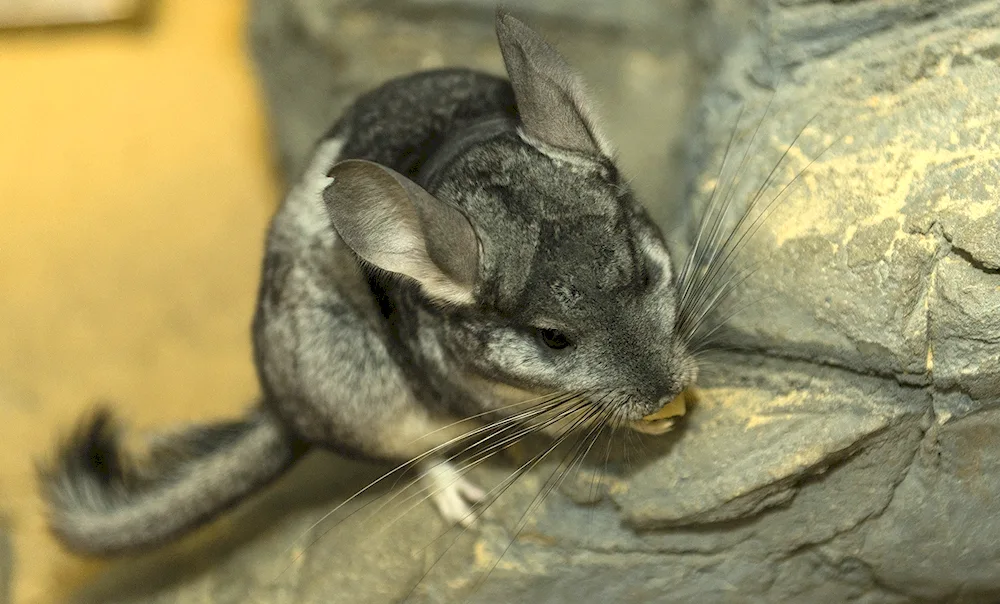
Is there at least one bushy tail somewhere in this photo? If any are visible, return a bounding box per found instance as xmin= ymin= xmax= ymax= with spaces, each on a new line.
xmin=37 ymin=405 xmax=304 ymax=556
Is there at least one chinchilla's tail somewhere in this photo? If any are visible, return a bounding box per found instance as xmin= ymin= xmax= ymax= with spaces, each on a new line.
xmin=37 ymin=405 xmax=304 ymax=556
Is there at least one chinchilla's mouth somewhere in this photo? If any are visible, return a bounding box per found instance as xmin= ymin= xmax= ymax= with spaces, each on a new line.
xmin=629 ymin=388 xmax=696 ymax=435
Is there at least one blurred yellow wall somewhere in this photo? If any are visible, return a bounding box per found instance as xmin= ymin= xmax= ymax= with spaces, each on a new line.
xmin=0 ymin=2 xmax=278 ymax=602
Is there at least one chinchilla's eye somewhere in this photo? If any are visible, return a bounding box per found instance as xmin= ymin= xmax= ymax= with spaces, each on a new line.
xmin=536 ymin=328 xmax=573 ymax=350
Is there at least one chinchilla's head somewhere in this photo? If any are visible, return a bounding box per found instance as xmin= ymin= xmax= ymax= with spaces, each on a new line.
xmin=323 ymin=11 xmax=697 ymax=427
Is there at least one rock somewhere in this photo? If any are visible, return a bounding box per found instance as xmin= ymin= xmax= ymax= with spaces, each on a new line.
xmin=428 ymin=358 xmax=934 ymax=604
xmin=858 ymin=408 xmax=1000 ymax=601
xmin=930 ymin=256 xmax=1000 ymax=404
xmin=681 ymin=0 xmax=1000 ymax=388
xmin=673 ymin=0 xmax=1000 ymax=600
xmin=66 ymin=1 xmax=1000 ymax=602
xmin=612 ymin=358 xmax=929 ymax=530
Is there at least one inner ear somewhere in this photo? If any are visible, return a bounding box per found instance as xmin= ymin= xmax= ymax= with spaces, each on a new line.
xmin=323 ymin=160 xmax=480 ymax=305
xmin=495 ymin=9 xmax=612 ymax=158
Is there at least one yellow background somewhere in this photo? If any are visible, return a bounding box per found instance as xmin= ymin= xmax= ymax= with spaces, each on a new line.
xmin=0 ymin=2 xmax=278 ymax=602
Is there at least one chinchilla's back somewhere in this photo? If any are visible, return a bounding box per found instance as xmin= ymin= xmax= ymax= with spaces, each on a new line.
xmin=263 ymin=68 xmax=518 ymax=265
xmin=324 ymin=68 xmax=518 ymax=177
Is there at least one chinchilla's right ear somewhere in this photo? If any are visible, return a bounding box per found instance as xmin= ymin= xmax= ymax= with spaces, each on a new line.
xmin=495 ymin=9 xmax=613 ymax=159
xmin=322 ymin=160 xmax=480 ymax=306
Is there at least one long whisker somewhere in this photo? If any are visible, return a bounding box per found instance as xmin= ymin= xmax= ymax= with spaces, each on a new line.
xmin=676 ymin=103 xmax=747 ymax=307
xmin=376 ymin=396 xmax=592 ymax=533
xmin=568 ymin=391 xmax=615 ymax=472
xmin=685 ymin=110 xmax=821 ymax=317
xmin=404 ymin=395 xmax=595 ymax=534
xmin=467 ymin=405 xmax=615 ymax=597
xmin=586 ymin=404 xmax=619 ymax=548
xmin=399 ymin=402 xmax=604 ymax=602
xmin=689 ymin=130 xmax=841 ymax=345
xmin=400 ymin=389 xmax=578 ymax=447
xmin=327 ymin=394 xmax=582 ymax=526
xmin=678 ymin=103 xmax=797 ymax=339
xmin=563 ymin=404 xmax=612 ymax=493
xmin=690 ymin=291 xmax=781 ymax=354
xmin=682 ymin=259 xmax=767 ymax=345
xmin=680 ymin=109 xmax=843 ymax=347
xmin=380 ymin=393 xmax=589 ymax=502
xmin=269 ymin=391 xmax=584 ymax=582
xmin=422 ymin=404 xmax=593 ymax=543
xmin=687 ymin=91 xmax=777 ymax=310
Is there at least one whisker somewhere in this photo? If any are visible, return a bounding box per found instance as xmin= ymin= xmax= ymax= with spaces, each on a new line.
xmin=622 ymin=419 xmax=638 ymax=474
xmin=688 ymin=129 xmax=841 ymax=345
xmin=466 ymin=405 xmax=613 ymax=597
xmin=686 ymin=91 xmax=778 ymax=313
xmin=586 ymin=405 xmax=619 ymax=547
xmin=676 ymin=103 xmax=748 ymax=307
xmin=400 ymin=403 xmax=605 ymax=602
xmin=564 ymin=404 xmax=612 ymax=492
xmin=691 ymin=291 xmax=781 ymax=354
xmin=269 ymin=391 xmax=585 ymax=583
xmin=325 ymin=394 xmax=585 ymax=532
xmin=682 ymin=259 xmax=767 ymax=346
xmin=679 ymin=108 xmax=844 ymax=347
xmin=375 ymin=396 xmax=592 ymax=533
xmin=554 ymin=391 xmax=614 ymax=491
xmin=681 ymin=103 xmax=796 ymax=338
xmin=687 ymin=110 xmax=822 ymax=311
xmin=400 ymin=389 xmax=578 ymax=447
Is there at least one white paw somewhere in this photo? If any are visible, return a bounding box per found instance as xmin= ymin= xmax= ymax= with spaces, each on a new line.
xmin=419 ymin=459 xmax=486 ymax=528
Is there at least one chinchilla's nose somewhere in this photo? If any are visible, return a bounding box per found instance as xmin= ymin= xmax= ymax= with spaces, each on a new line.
xmin=642 ymin=340 xmax=698 ymax=416
xmin=645 ymin=389 xmax=690 ymax=420
xmin=647 ymin=363 xmax=686 ymax=404
xmin=645 ymin=389 xmax=682 ymax=417
xmin=625 ymin=359 xmax=685 ymax=417
xmin=640 ymin=363 xmax=694 ymax=417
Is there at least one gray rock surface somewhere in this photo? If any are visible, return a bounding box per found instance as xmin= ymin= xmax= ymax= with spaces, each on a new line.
xmin=683 ymin=0 xmax=1000 ymax=389
xmin=69 ymin=0 xmax=1000 ymax=602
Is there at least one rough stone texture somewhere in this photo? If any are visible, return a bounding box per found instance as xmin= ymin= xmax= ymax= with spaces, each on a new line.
xmin=683 ymin=0 xmax=1000 ymax=390
xmin=672 ymin=0 xmax=1000 ymax=600
xmin=68 ymin=0 xmax=1000 ymax=602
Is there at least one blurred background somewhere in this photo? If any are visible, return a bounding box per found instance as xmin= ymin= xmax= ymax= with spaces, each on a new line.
xmin=0 ymin=3 xmax=276 ymax=603
xmin=0 ymin=1 xmax=738 ymax=602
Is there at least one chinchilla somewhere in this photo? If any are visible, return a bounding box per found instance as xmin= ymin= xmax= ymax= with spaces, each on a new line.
xmin=39 ymin=9 xmax=709 ymax=556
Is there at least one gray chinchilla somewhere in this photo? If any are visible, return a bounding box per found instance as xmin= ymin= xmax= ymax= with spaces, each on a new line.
xmin=38 ymin=9 xmax=700 ymax=556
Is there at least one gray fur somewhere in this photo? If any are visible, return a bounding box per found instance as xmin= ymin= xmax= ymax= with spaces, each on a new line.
xmin=323 ymin=160 xmax=480 ymax=305
xmin=495 ymin=10 xmax=612 ymax=157
xmin=38 ymin=9 xmax=697 ymax=556
xmin=38 ymin=407 xmax=298 ymax=555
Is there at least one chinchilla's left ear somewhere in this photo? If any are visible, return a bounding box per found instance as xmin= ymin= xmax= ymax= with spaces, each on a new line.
xmin=495 ymin=9 xmax=613 ymax=159
xmin=323 ymin=160 xmax=480 ymax=306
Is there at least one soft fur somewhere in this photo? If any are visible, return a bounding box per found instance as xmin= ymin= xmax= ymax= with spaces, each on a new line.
xmin=38 ymin=10 xmax=697 ymax=556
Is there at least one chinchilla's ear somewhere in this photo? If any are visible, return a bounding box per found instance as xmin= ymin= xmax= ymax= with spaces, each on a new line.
xmin=495 ymin=9 xmax=613 ymax=158
xmin=323 ymin=159 xmax=480 ymax=305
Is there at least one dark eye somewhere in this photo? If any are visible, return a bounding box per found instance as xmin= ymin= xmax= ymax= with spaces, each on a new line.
xmin=537 ymin=328 xmax=573 ymax=350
